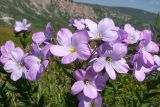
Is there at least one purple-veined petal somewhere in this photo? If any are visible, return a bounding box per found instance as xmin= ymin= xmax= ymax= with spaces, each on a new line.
xmin=10 ymin=47 xmax=24 ymax=63
xmin=77 ymin=44 xmax=91 ymax=60
xmin=105 ymin=62 xmax=116 ymax=80
xmin=154 ymin=55 xmax=160 ymax=65
xmin=32 ymin=32 xmax=46 ymax=44
xmin=112 ymin=43 xmax=127 ymax=60
xmin=142 ymin=50 xmax=154 ymax=65
xmin=101 ymin=30 xmax=118 ymax=42
xmin=57 ymin=28 xmax=72 ymax=46
xmin=73 ymin=69 xmax=86 ymax=81
xmin=135 ymin=70 xmax=145 ymax=82
xmin=85 ymin=19 xmax=97 ymax=35
xmin=24 ymin=55 xmax=41 ymax=68
xmin=94 ymin=74 xmax=107 ymax=91
xmin=4 ymin=40 xmax=15 ymax=53
xmin=71 ymin=81 xmax=84 ymax=95
xmin=4 ymin=60 xmax=17 ymax=73
xmin=0 ymin=56 xmax=9 ymax=64
xmin=94 ymin=94 xmax=102 ymax=107
xmin=50 ymin=45 xmax=70 ymax=57
xmin=98 ymin=18 xmax=115 ymax=32
xmin=25 ymin=65 xmax=39 ymax=81
xmin=124 ymin=24 xmax=135 ymax=35
xmin=72 ymin=30 xmax=89 ymax=46
xmin=112 ymin=58 xmax=129 ymax=73
xmin=93 ymin=57 xmax=106 ymax=72
xmin=140 ymin=29 xmax=152 ymax=44
xmin=144 ymin=41 xmax=159 ymax=53
xmin=11 ymin=70 xmax=23 ymax=81
xmin=61 ymin=53 xmax=77 ymax=64
xmin=83 ymin=84 xmax=98 ymax=99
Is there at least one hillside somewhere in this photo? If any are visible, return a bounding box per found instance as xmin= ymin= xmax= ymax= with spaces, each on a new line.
xmin=0 ymin=0 xmax=157 ymax=30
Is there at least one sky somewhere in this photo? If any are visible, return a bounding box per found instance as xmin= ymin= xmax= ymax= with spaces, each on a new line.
xmin=73 ymin=0 xmax=160 ymax=13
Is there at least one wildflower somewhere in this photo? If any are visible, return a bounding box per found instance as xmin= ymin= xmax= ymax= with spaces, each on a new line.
xmin=0 ymin=40 xmax=15 ymax=64
xmin=24 ymin=44 xmax=50 ymax=80
xmin=153 ymin=55 xmax=160 ymax=71
xmin=50 ymin=29 xmax=91 ymax=64
xmin=14 ymin=19 xmax=31 ymax=33
xmin=32 ymin=23 xmax=53 ymax=44
xmin=71 ymin=67 xmax=107 ymax=99
xmin=69 ymin=18 xmax=85 ymax=30
xmin=93 ymin=43 xmax=129 ymax=80
xmin=130 ymin=52 xmax=154 ymax=81
xmin=85 ymin=18 xmax=119 ymax=41
xmin=4 ymin=48 xmax=27 ymax=81
xmin=78 ymin=93 xmax=102 ymax=107
xmin=123 ymin=24 xmax=140 ymax=44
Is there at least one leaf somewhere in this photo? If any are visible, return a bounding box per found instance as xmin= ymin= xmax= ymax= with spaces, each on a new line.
xmin=37 ymin=95 xmax=45 ymax=107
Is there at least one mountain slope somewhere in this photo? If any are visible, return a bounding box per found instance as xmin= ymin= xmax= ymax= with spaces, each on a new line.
xmin=0 ymin=0 xmax=157 ymax=30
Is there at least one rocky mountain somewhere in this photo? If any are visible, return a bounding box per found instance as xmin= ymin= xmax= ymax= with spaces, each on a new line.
xmin=0 ymin=0 xmax=157 ymax=30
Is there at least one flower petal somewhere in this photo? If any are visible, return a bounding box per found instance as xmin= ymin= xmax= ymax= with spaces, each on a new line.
xmin=32 ymin=32 xmax=46 ymax=44
xmin=77 ymin=44 xmax=91 ymax=60
xmin=154 ymin=55 xmax=160 ymax=65
xmin=10 ymin=47 xmax=24 ymax=63
xmin=105 ymin=62 xmax=116 ymax=80
xmin=57 ymin=28 xmax=72 ymax=46
xmin=71 ymin=81 xmax=84 ymax=95
xmin=112 ymin=59 xmax=129 ymax=73
xmin=98 ymin=18 xmax=115 ymax=32
xmin=50 ymin=45 xmax=70 ymax=57
xmin=25 ymin=65 xmax=39 ymax=81
xmin=83 ymin=84 xmax=98 ymax=99
xmin=93 ymin=57 xmax=106 ymax=72
xmin=85 ymin=19 xmax=97 ymax=35
xmin=135 ymin=70 xmax=145 ymax=82
xmin=61 ymin=53 xmax=77 ymax=64
xmin=72 ymin=30 xmax=89 ymax=46
xmin=4 ymin=60 xmax=17 ymax=73
xmin=11 ymin=70 xmax=22 ymax=81
xmin=145 ymin=41 xmax=159 ymax=53
xmin=73 ymin=69 xmax=86 ymax=80
xmin=112 ymin=43 xmax=127 ymax=60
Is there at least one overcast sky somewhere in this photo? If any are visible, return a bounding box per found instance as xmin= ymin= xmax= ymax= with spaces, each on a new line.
xmin=73 ymin=0 xmax=160 ymax=13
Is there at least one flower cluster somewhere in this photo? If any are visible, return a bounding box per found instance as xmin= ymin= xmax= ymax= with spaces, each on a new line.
xmin=1 ymin=19 xmax=51 ymax=81
xmin=0 ymin=18 xmax=160 ymax=107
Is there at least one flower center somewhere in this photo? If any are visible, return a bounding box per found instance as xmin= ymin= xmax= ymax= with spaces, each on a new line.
xmin=106 ymin=57 xmax=112 ymax=62
xmin=69 ymin=47 xmax=76 ymax=53
xmin=141 ymin=46 xmax=145 ymax=50
xmin=84 ymin=79 xmax=89 ymax=85
xmin=96 ymin=33 xmax=101 ymax=39
xmin=127 ymin=36 xmax=132 ymax=40
xmin=19 ymin=63 xmax=24 ymax=68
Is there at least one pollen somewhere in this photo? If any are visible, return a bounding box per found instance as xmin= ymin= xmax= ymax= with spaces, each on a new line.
xmin=19 ymin=63 xmax=24 ymax=68
xmin=127 ymin=36 xmax=132 ymax=40
xmin=106 ymin=57 xmax=112 ymax=62
xmin=96 ymin=33 xmax=101 ymax=39
xmin=69 ymin=47 xmax=76 ymax=53
xmin=84 ymin=79 xmax=89 ymax=85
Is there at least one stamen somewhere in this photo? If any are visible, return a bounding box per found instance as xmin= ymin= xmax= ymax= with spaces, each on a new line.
xmin=69 ymin=47 xmax=76 ymax=53
xmin=84 ymin=79 xmax=89 ymax=85
xmin=106 ymin=57 xmax=112 ymax=62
